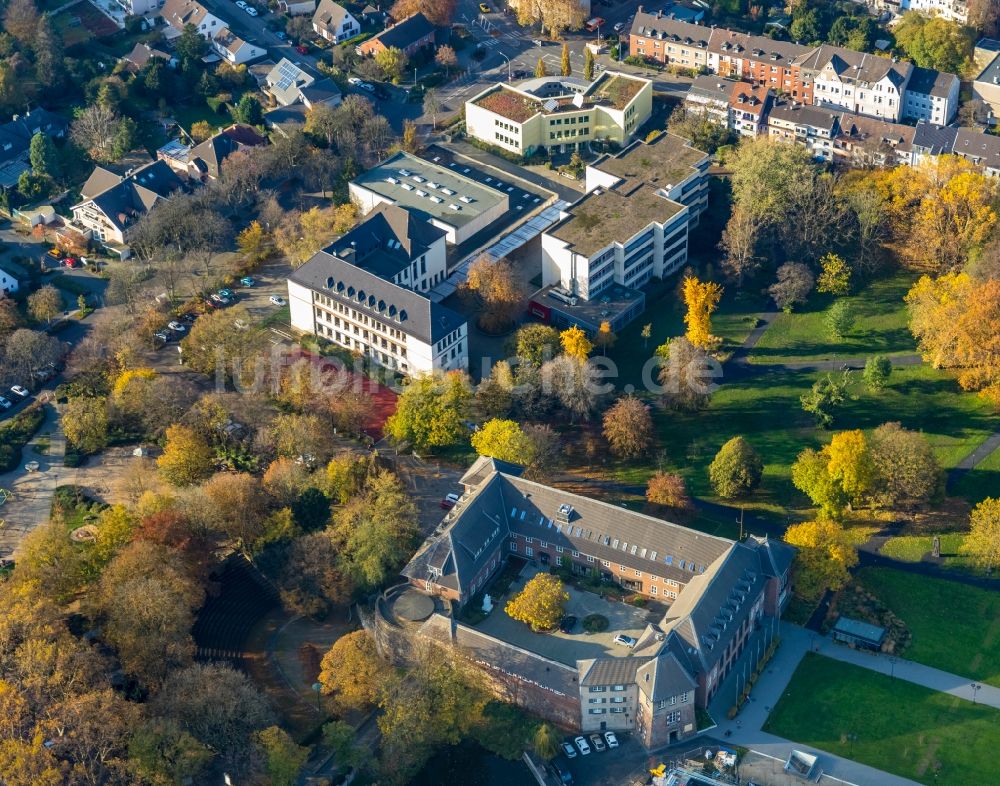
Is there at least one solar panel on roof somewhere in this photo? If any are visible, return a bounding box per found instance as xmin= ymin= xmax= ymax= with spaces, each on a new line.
xmin=543 ymin=98 xmax=558 ymax=111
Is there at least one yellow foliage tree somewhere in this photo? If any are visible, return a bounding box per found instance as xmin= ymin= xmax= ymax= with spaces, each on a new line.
xmin=825 ymin=429 xmax=874 ymax=501
xmin=505 ymin=572 xmax=569 ymax=632
xmin=816 ymin=253 xmax=851 ymax=295
xmin=682 ymin=276 xmax=723 ymax=351
xmin=318 ymin=630 xmax=382 ymax=712
xmin=593 ymin=320 xmax=616 ymax=355
xmin=784 ymin=519 xmax=859 ymax=601
xmin=111 ymin=367 xmax=157 ymax=401
xmin=960 ymin=497 xmax=1000 ymax=573
xmin=157 ymin=424 xmax=215 ymax=487
xmin=559 ymin=325 xmax=592 ymax=363
xmin=237 ymin=220 xmax=273 ymax=264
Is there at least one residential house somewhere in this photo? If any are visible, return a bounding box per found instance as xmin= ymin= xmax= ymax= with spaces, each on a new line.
xmin=160 ymin=0 xmax=223 ymax=39
xmin=800 ymin=45 xmax=912 ymax=122
xmin=211 ymin=28 xmax=266 ymax=65
xmin=71 ymin=160 xmax=183 ymax=249
xmin=264 ymin=58 xmax=342 ymax=108
xmin=348 ymin=150 xmax=510 ymax=245
xmin=287 ymin=203 xmax=467 ymax=375
xmin=465 ymin=72 xmax=653 ymax=157
xmin=972 ymin=53 xmax=1000 ymax=118
xmin=402 ymin=457 xmax=794 ymax=749
xmin=157 ymin=123 xmax=266 ymax=181
xmin=910 ymin=120 xmax=959 ymax=166
xmin=952 ymin=128 xmax=1000 ymax=177
xmin=533 ymin=132 xmax=709 ymax=332
xmin=903 ymin=66 xmax=959 ymax=125
xmin=122 ymin=42 xmax=176 ymax=72
xmin=832 ymin=113 xmax=915 ymax=168
xmin=312 ymin=0 xmax=360 ymax=43
xmin=684 ymin=75 xmax=735 ymax=127
xmin=629 ymin=11 xmax=711 ymax=72
xmin=0 ymin=266 xmax=21 ymax=294
xmin=280 ymin=0 xmax=316 ymax=14
xmin=874 ymin=0 xmax=968 ymax=23
xmin=0 ymin=108 xmax=68 ymax=190
xmin=729 ymin=82 xmax=772 ymax=137
xmin=357 ymin=12 xmax=435 ymax=58
xmin=767 ymin=102 xmax=839 ymax=161
xmin=708 ymin=28 xmax=812 ymax=102
xmin=118 ymin=0 xmax=163 ymax=17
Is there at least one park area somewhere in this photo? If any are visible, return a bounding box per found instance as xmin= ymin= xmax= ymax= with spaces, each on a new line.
xmin=855 ymin=567 xmax=1000 ymax=687
xmin=764 ymin=652 xmax=1000 ymax=785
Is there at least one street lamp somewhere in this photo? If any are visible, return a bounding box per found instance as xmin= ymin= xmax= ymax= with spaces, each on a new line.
xmin=498 ymin=50 xmax=512 ymax=81
xmin=972 ymin=682 xmax=982 ymax=704
xmin=888 ymin=657 xmax=897 ymax=679
xmin=311 ymin=682 xmax=323 ymax=711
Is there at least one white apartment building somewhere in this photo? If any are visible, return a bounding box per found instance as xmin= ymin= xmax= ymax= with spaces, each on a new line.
xmin=287 ymin=204 xmax=467 ymax=376
xmin=465 ymin=72 xmax=653 ymax=157
xmin=767 ymin=102 xmax=839 ymax=162
xmin=903 ymin=66 xmax=959 ymax=124
xmin=892 ymin=0 xmax=968 ymax=23
xmin=806 ymin=48 xmax=911 ymax=122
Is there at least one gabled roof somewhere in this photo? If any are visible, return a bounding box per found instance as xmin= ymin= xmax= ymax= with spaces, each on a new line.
xmin=767 ymin=101 xmax=839 ymax=132
xmin=580 ymin=657 xmax=651 ymax=686
xmin=460 ymin=456 xmax=525 ymax=488
xmin=630 ymin=12 xmax=710 ymax=49
xmin=729 ymin=83 xmax=771 ymax=116
xmin=123 ymin=42 xmax=173 ymax=71
xmin=74 ymin=160 xmax=183 ymax=233
xmin=161 ymin=0 xmax=214 ymax=29
xmin=800 ymin=45 xmax=912 ymax=88
xmin=326 ymin=203 xmax=447 ymax=278
xmin=289 ymin=249 xmax=467 ymax=345
xmin=907 ymin=66 xmax=958 ymax=99
xmin=0 ymin=108 xmax=67 ymax=169
xmin=300 ymin=77 xmax=342 ymax=106
xmin=953 ymin=127 xmax=1000 ymax=170
xmin=188 ymin=123 xmax=266 ymax=178
xmin=912 ymin=120 xmax=958 ymax=155
xmin=367 ymin=12 xmax=434 ymax=50
xmin=835 ymin=113 xmax=915 ymax=152
xmin=635 ymin=650 xmax=698 ymax=701
xmin=266 ymin=58 xmax=317 ymax=106
xmin=313 ymin=0 xmax=356 ymax=30
xmin=687 ymin=75 xmax=738 ymax=105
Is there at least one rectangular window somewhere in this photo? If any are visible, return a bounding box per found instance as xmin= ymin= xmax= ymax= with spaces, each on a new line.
xmin=525 ymin=547 xmax=534 ymax=557
xmin=540 ymin=540 xmax=548 ymax=548
xmin=613 ymin=685 xmax=625 ymax=691
xmin=589 ymin=686 xmax=606 ymax=693
xmin=650 ymin=586 xmax=658 ymax=595
xmin=635 ymin=570 xmax=642 ymax=577
xmin=556 ymin=546 xmax=564 ymax=553
xmin=681 ymin=692 xmax=689 ymax=703
xmin=587 ymin=555 xmax=595 ymax=562
xmin=510 ymin=542 xmax=517 ymax=552
xmin=572 ymin=551 xmax=579 ymax=557
xmin=589 ymin=708 xmax=606 ymax=715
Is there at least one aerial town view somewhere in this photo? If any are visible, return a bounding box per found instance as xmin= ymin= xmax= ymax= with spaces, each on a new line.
xmin=0 ymin=0 xmax=999 ymax=782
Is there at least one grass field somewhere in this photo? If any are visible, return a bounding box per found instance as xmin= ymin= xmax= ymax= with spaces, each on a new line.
xmin=856 ymin=567 xmax=1000 ymax=686
xmin=749 ymin=272 xmax=919 ymax=364
xmin=879 ymin=533 xmax=972 ymax=572
xmin=951 ymin=445 xmax=1000 ymax=505
xmin=765 ymin=652 xmax=1000 ymax=785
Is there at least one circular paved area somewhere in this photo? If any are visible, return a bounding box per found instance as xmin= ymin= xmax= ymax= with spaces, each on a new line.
xmin=392 ymin=589 xmax=435 ymax=622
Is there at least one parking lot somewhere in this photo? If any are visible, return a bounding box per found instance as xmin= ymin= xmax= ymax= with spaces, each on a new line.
xmin=474 ymin=564 xmax=658 ymax=667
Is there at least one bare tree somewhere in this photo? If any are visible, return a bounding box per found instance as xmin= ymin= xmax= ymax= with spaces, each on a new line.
xmin=720 ymin=205 xmax=763 ymax=288
xmin=70 ymin=104 xmax=119 ymax=161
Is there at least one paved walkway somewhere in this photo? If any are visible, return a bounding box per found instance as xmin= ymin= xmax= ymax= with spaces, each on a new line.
xmin=947 ymin=430 xmax=1000 ymax=490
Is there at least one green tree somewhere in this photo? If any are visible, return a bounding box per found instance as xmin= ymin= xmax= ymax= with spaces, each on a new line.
xmin=800 ymin=372 xmax=850 ymax=428
xmin=28 ymin=132 xmax=59 ymax=179
xmin=708 ymin=436 xmax=763 ymax=499
xmin=375 ymin=46 xmax=408 ymax=83
xmin=16 ymin=170 xmax=49 ymax=200
xmin=33 ymin=13 xmax=64 ymax=89
xmin=322 ymin=721 xmax=364 ymax=770
xmin=255 ymin=727 xmax=308 ymax=786
xmin=385 ymin=371 xmax=472 ymax=451
xmin=512 ymin=323 xmax=561 ymax=365
xmin=583 ymin=46 xmax=594 ymax=80
xmin=231 ymin=94 xmax=263 ymax=126
xmin=175 ymin=22 xmax=208 ymax=61
xmin=128 ymin=718 xmax=213 ymax=786
xmin=27 ymin=284 xmax=61 ymax=324
xmin=893 ymin=12 xmax=973 ymax=74
xmin=961 ymin=497 xmax=1000 ymax=573
xmin=471 ymin=418 xmax=536 ymax=464
xmin=560 ymin=42 xmax=571 ymax=76
xmin=533 ymin=723 xmax=559 ymax=760
xmin=62 ymin=396 xmax=109 ymax=455
xmin=816 ymin=252 xmax=851 ymax=295
xmin=791 ymin=447 xmax=851 ymax=520
xmin=825 ymin=300 xmax=855 ymax=339
xmin=110 ymin=116 xmax=138 ymax=161
xmin=330 ymin=470 xmax=419 ymax=590
xmin=505 ymin=573 xmax=568 ymax=632
xmin=863 ymin=355 xmax=892 ymax=391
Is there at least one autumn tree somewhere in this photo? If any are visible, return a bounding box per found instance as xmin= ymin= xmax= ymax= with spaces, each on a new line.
xmin=463 ymin=254 xmax=524 ymax=333
xmin=179 ymin=305 xmax=263 ymax=379
xmin=62 ymin=396 xmax=109 ymax=455
xmin=540 ymin=354 xmax=603 ymax=422
xmin=785 ymin=519 xmax=859 ymax=600
xmin=375 ymin=46 xmax=408 ymax=83
xmin=435 ymin=44 xmax=458 ymax=74
xmin=961 ymin=497 xmax=1000 ymax=573
xmin=602 ymin=395 xmax=653 ymax=458
xmin=237 ymin=220 xmax=273 ymax=263
xmin=720 ymin=206 xmax=763 ymax=288
xmin=471 ymin=418 xmax=536 ymax=464
xmin=559 ymin=325 xmax=592 ymax=362
xmin=658 ymin=336 xmax=716 ymax=411
xmin=583 ymin=47 xmax=595 ymax=80
xmin=385 ymin=371 xmax=472 ymax=451
xmin=4 ymin=0 xmax=38 ymax=44
xmin=682 ymin=276 xmax=723 ymax=351
xmin=512 ymin=323 xmax=561 ymax=365
xmin=201 ymin=472 xmax=268 ymax=549
xmin=27 ymin=284 xmax=62 ymax=324
xmin=893 ymin=12 xmax=973 ymax=74
xmin=594 ymin=320 xmax=616 ymax=355
xmin=646 ymin=471 xmax=690 ymax=510
xmin=516 ymin=0 xmax=585 ymax=37
xmin=869 ymin=422 xmax=941 ymax=509
xmin=708 ymin=436 xmax=763 ymax=499
xmin=769 ymin=262 xmax=814 ymax=312
xmin=255 ymin=727 xmax=309 ymax=786
xmin=97 ymin=541 xmax=203 ymax=689
xmin=816 ymin=252 xmax=851 ymax=295
xmin=158 ymin=424 xmax=215 ymax=486
xmin=533 ymin=723 xmax=560 ymax=760
xmin=535 ymin=57 xmax=547 ymax=78
xmin=906 ymin=272 xmax=1000 ymax=403
xmin=275 ymin=204 xmax=357 ymax=265
xmin=561 ymin=43 xmax=571 ymax=76
xmin=505 ymin=573 xmax=568 ymax=632
xmin=391 ymin=0 xmax=456 ymax=25
xmin=276 ymin=531 xmax=351 ymax=615
xmin=318 ymin=630 xmax=383 ymax=711
xmin=330 ymin=470 xmax=419 ymax=590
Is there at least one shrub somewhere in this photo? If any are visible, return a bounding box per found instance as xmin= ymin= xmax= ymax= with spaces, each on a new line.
xmin=0 ymin=402 xmax=45 ymax=472
xmin=582 ymin=613 xmax=609 ymax=633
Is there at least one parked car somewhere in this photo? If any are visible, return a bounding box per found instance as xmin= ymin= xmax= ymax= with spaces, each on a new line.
xmin=559 ymin=742 xmax=577 ymax=759
xmin=210 ymin=293 xmax=229 ymax=305
xmin=245 ymin=5 xmax=258 ymax=15
xmin=167 ymin=321 xmax=186 ymax=332
xmin=532 ymin=38 xmax=544 ymax=46
xmin=613 ymin=21 xmax=625 ymax=32
xmin=275 ymin=30 xmax=286 ymax=39
xmin=585 ymin=16 xmax=605 ymax=31
xmin=0 ymin=397 xmax=11 ymax=410
xmin=551 ymin=757 xmax=575 ymax=785
xmin=589 ymin=734 xmax=606 ymax=752
xmin=613 ymin=633 xmax=637 ymax=648
xmin=479 ymin=2 xmax=491 ymax=11
xmin=348 ymin=76 xmax=362 ymax=85
xmin=218 ymin=288 xmax=234 ymax=299
xmin=559 ymin=615 xmax=577 ymax=633
xmin=512 ymin=69 xmax=530 ymax=79
xmin=358 ymin=82 xmax=375 ymax=93
xmin=573 ymin=736 xmax=591 ymax=755
xmin=63 ymin=256 xmax=81 ymax=268
xmin=235 ymin=1 xmax=246 ymax=7
xmin=205 ymin=298 xmax=220 ymax=309
xmin=46 ymin=247 xmax=63 ymax=259
xmin=240 ymin=276 xmax=256 ymax=287
xmin=179 ymin=312 xmax=197 ymax=323
xmin=604 ymin=731 xmax=619 ymax=748
xmin=10 ymin=386 xmax=28 ymax=398
xmin=269 ymin=295 xmax=286 ymax=306
xmin=440 ymin=492 xmax=460 ymax=510
xmin=154 ymin=330 xmax=170 ymax=343
xmin=295 ymin=43 xmax=308 ymax=54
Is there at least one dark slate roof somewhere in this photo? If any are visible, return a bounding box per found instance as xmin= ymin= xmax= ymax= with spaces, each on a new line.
xmin=767 ymin=101 xmax=839 ymax=131
xmin=636 ymin=651 xmax=698 ymax=701
xmin=313 ymin=0 xmax=354 ymax=30
xmin=289 ymin=249 xmax=466 ymax=345
xmin=709 ymin=27 xmax=807 ymax=63
xmin=953 ymin=127 xmax=1000 ymax=169
xmin=835 ymin=113 xmax=915 ymax=151
xmin=686 ymin=75 xmax=736 ymax=105
xmin=460 ymin=456 xmax=525 ymax=488
xmin=908 ymin=66 xmax=957 ymax=99
xmin=123 ymin=42 xmax=173 ymax=70
xmin=0 ymin=108 xmax=68 ymax=167
xmin=798 ymin=45 xmax=911 ymax=87
xmin=300 ymin=77 xmax=342 ymax=105
xmin=327 ymin=203 xmax=447 ymax=279
xmin=580 ymin=657 xmax=650 ymax=686
xmin=77 ymin=160 xmax=183 ymax=233
xmin=188 ymin=124 xmax=265 ymax=179
xmin=630 ymin=12 xmax=710 ymax=48
xmin=370 ymin=12 xmax=434 ymax=50
xmin=912 ymin=120 xmax=958 ymax=154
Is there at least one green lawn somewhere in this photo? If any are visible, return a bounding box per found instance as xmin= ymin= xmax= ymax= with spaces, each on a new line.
xmin=856 ymin=567 xmax=1000 ymax=686
xmin=951 ymin=445 xmax=1000 ymax=505
xmin=879 ymin=533 xmax=973 ymax=572
xmin=749 ymin=272 xmax=919 ymax=364
xmin=765 ymin=653 xmax=1000 ymax=785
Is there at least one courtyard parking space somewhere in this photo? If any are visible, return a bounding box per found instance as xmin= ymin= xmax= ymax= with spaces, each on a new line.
xmin=474 ymin=564 xmax=658 ymax=667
